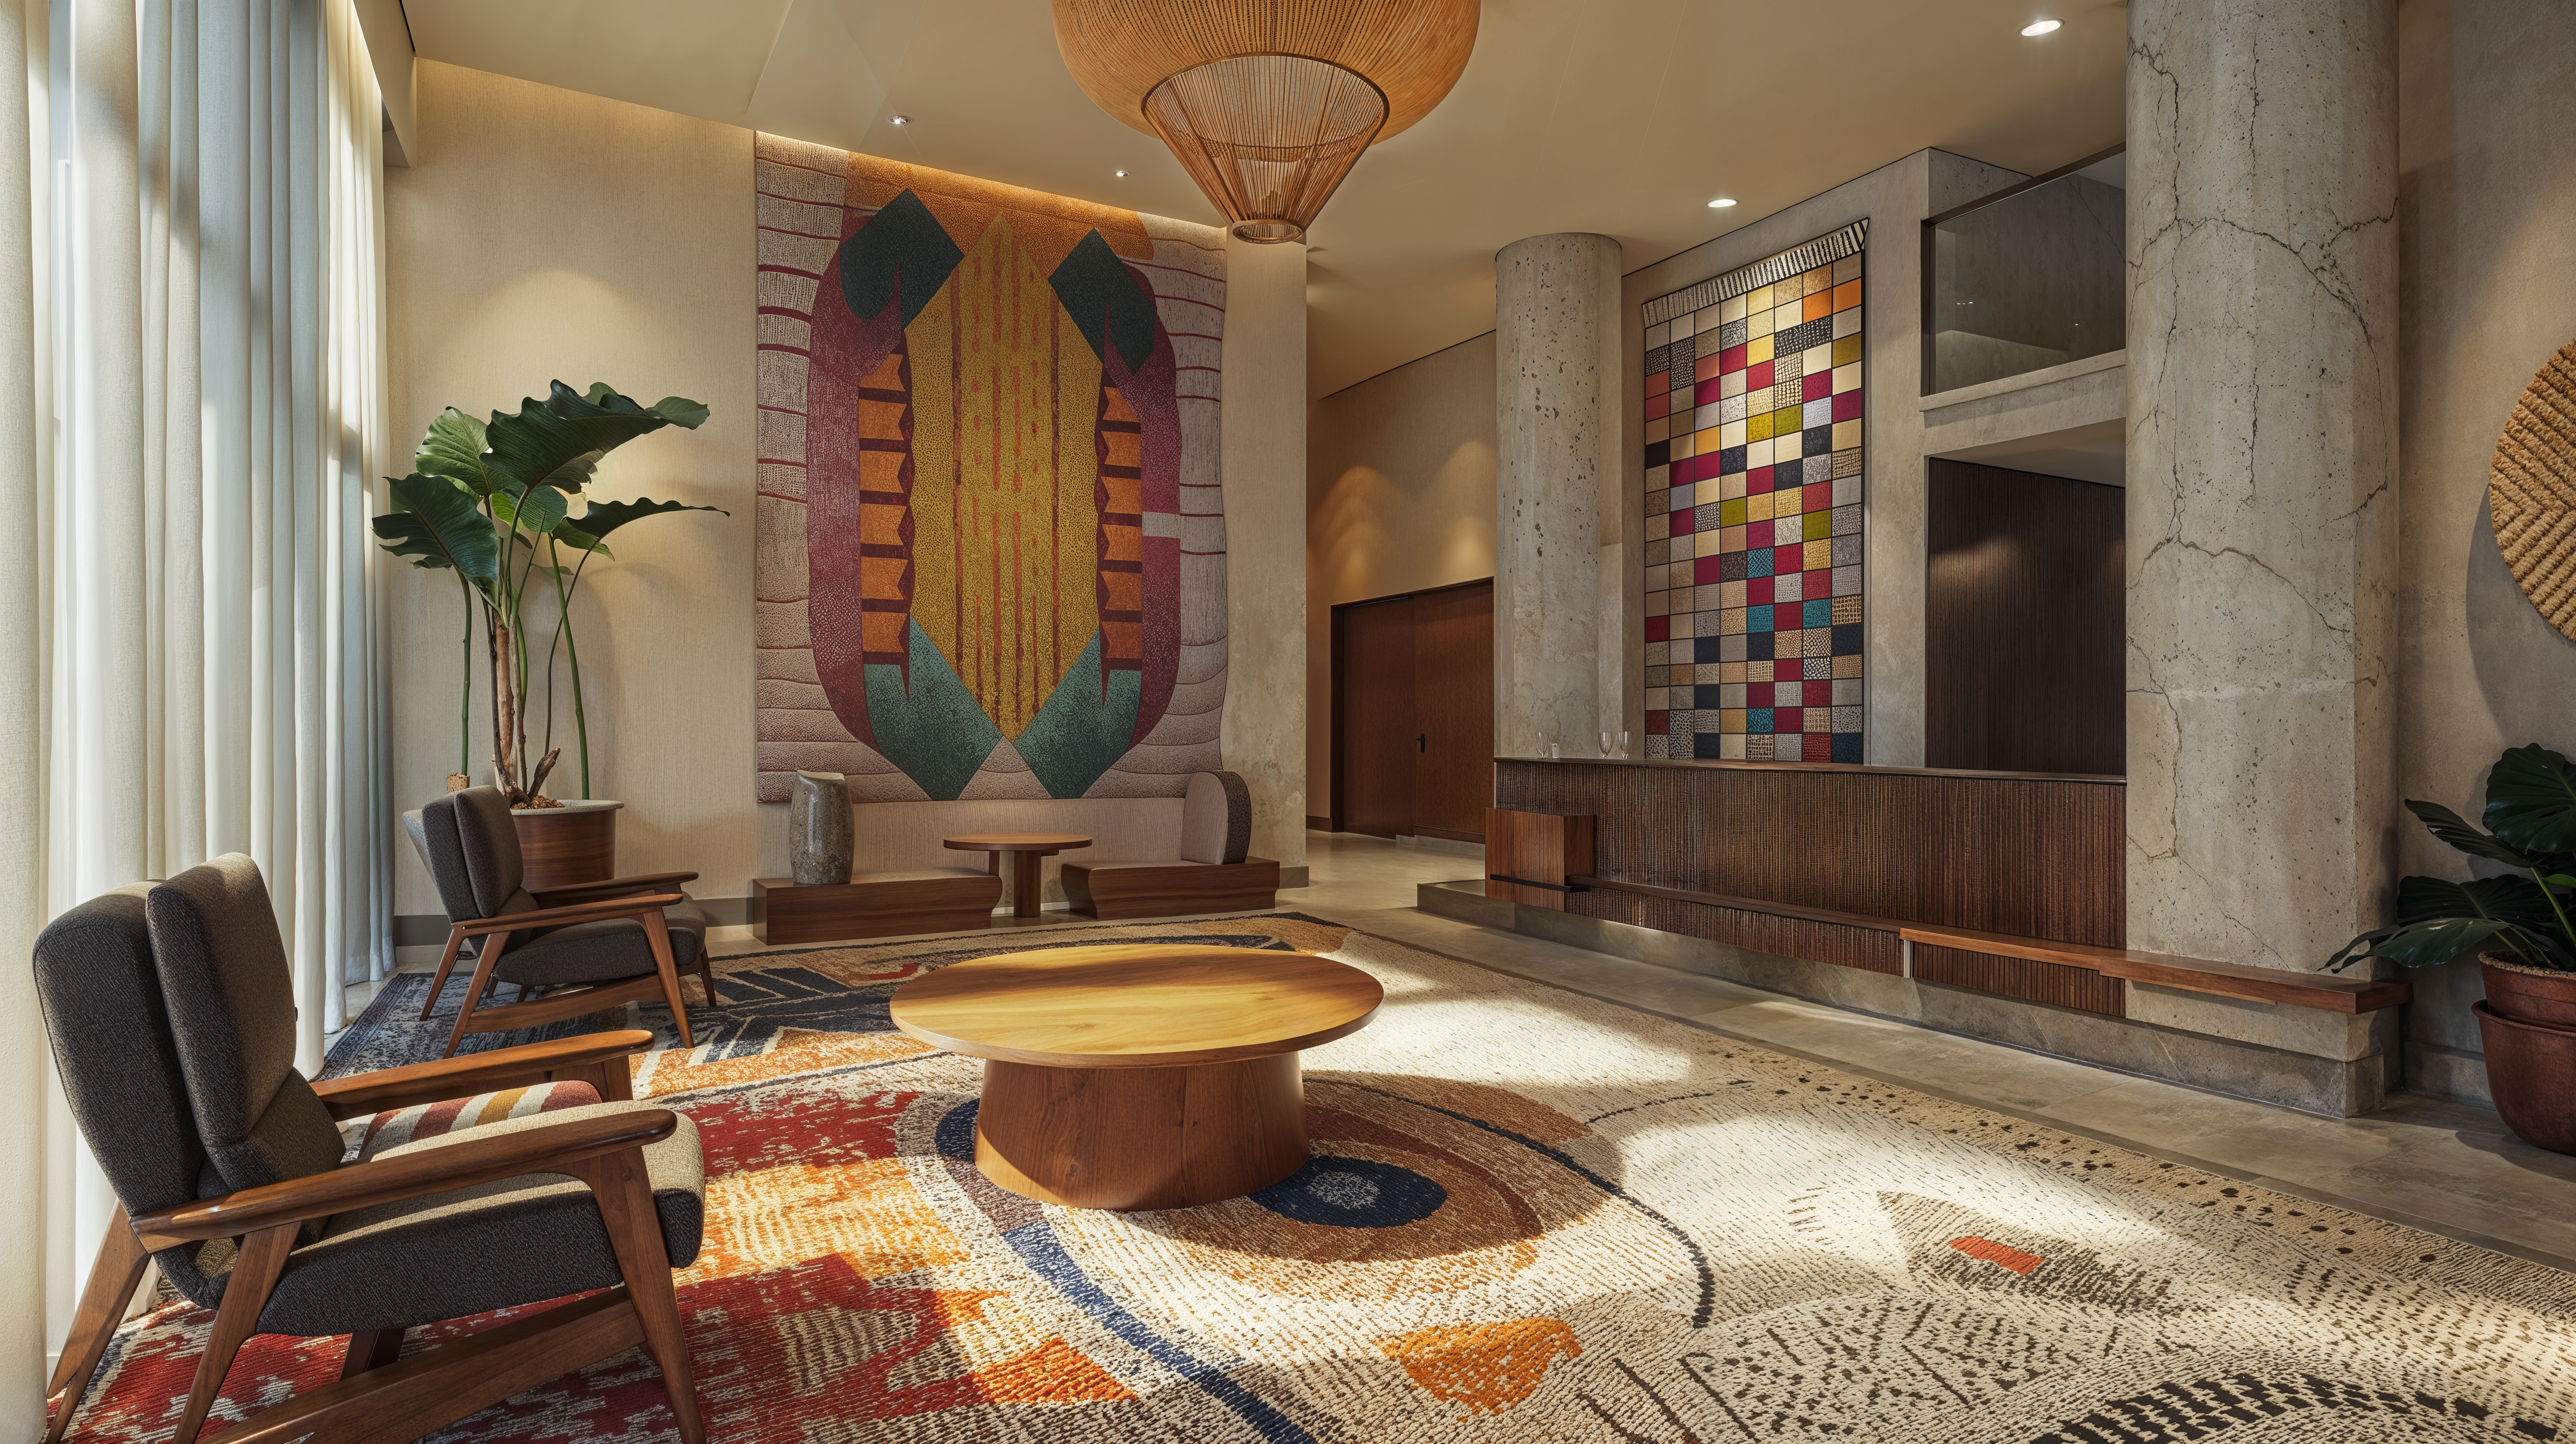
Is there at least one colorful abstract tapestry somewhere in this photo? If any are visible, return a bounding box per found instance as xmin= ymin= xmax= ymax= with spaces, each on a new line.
xmin=754 ymin=138 xmax=1228 ymax=802
xmin=62 ymin=918 xmax=2576 ymax=1442
xmin=1644 ymin=222 xmax=1867 ymax=762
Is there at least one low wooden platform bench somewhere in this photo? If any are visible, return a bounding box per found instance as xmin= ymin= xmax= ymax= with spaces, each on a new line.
xmin=1060 ymin=771 xmax=1280 ymax=920
xmin=751 ymin=868 xmax=1001 ymax=945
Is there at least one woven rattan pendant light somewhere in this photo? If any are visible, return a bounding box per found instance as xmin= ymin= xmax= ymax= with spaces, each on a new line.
xmin=1053 ymin=0 xmax=1479 ymax=243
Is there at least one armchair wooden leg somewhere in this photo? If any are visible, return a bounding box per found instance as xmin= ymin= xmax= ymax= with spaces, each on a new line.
xmin=640 ymin=913 xmax=694 ymax=1049
xmin=340 ymin=1327 xmax=406 ymax=1379
xmin=566 ymin=1149 xmax=704 ymax=1444
xmin=441 ymin=932 xmax=512 ymax=1060
xmin=417 ymin=929 xmax=472 ymax=1021
xmin=45 ymin=1212 xmax=150 ymax=1444
xmin=170 ymin=1222 xmax=297 ymax=1444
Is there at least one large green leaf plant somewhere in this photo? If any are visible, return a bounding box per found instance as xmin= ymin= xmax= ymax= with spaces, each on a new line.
xmin=2327 ymin=745 xmax=2576 ymax=974
xmin=374 ymin=382 xmax=724 ymax=805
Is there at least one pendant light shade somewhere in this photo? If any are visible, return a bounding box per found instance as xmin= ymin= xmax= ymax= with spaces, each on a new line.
xmin=1053 ymin=0 xmax=1480 ymax=244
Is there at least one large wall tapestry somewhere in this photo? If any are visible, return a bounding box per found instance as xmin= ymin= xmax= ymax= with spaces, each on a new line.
xmin=1642 ymin=222 xmax=1867 ymax=763
xmin=754 ymin=137 xmax=1228 ymax=802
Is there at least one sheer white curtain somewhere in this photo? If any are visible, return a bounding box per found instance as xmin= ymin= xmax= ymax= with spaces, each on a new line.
xmin=0 ymin=0 xmax=391 ymax=1393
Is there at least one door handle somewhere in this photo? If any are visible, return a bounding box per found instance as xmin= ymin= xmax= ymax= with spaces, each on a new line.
xmin=1416 ymin=733 xmax=1427 ymax=752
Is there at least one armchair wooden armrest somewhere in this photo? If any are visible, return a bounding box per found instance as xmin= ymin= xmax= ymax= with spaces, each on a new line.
xmin=532 ymin=871 xmax=700 ymax=908
xmin=128 ymin=1108 xmax=678 ymax=1248
xmin=311 ymin=1030 xmax=656 ymax=1118
xmin=452 ymin=893 xmax=685 ymax=938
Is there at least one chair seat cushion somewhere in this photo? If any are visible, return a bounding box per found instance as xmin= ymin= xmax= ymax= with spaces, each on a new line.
xmin=257 ymin=1100 xmax=705 ymax=1337
xmin=338 ymin=1079 xmax=604 ymax=1161
xmin=498 ymin=897 xmax=707 ymax=987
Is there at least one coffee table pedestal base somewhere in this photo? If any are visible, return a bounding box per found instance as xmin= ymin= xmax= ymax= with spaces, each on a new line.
xmin=974 ymin=1054 xmax=1308 ymax=1210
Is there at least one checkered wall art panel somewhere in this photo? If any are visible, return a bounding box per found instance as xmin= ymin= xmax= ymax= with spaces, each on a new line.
xmin=1641 ymin=222 xmax=1866 ymax=763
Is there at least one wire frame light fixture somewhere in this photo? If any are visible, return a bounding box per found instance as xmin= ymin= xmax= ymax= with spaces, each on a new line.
xmin=1052 ymin=0 xmax=1480 ymax=243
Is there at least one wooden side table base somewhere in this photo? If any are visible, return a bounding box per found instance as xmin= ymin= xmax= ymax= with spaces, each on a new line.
xmin=972 ymin=1055 xmax=1308 ymax=1211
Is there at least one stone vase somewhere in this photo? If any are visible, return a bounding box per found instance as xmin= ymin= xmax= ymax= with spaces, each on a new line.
xmin=789 ymin=771 xmax=853 ymax=886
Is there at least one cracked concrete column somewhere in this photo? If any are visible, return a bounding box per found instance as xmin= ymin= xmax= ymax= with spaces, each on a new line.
xmin=1495 ymin=233 xmax=1620 ymax=757
xmin=2125 ymin=2 xmax=2398 ymax=991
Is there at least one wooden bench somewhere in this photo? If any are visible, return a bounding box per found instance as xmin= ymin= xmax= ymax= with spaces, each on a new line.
xmin=751 ymin=869 xmax=1001 ymax=945
xmin=1060 ymin=771 xmax=1280 ymax=920
xmin=1558 ymin=874 xmax=2410 ymax=1015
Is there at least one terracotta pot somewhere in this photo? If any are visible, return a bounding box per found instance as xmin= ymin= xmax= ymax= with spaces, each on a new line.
xmin=2480 ymin=952 xmax=2576 ymax=1029
xmin=510 ymin=798 xmax=621 ymax=891
xmin=2472 ymin=1001 xmax=2576 ymax=1155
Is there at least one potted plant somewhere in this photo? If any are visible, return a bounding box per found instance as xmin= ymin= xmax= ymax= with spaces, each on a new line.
xmin=2327 ymin=743 xmax=2576 ymax=1151
xmin=374 ymin=381 xmax=724 ymax=880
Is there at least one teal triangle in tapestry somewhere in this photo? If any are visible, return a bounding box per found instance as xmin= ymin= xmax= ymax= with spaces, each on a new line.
xmin=1049 ymin=228 xmax=1159 ymax=372
xmin=1016 ymin=631 xmax=1142 ymax=798
xmin=837 ymin=190 xmax=965 ymax=329
xmin=862 ymin=621 xmax=1002 ymax=801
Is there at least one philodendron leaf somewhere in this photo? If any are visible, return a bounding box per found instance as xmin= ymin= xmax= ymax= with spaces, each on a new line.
xmin=372 ymin=474 xmax=498 ymax=591
xmin=2407 ymin=799 xmax=2551 ymax=869
xmin=416 ymin=408 xmax=497 ymax=495
xmin=2326 ymin=873 xmax=2576 ymax=972
xmin=492 ymin=484 xmax=569 ymax=537
xmin=568 ymin=495 xmax=728 ymax=542
xmin=2395 ymin=873 xmax=2564 ymax=932
xmin=2485 ymin=744 xmax=2576 ymax=856
xmin=481 ymin=382 xmax=709 ymax=495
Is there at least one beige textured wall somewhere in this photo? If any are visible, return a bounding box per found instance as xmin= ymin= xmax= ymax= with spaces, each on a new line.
xmin=386 ymin=61 xmax=758 ymax=917
xmin=2392 ymin=0 xmax=2576 ymax=1098
xmin=387 ymin=61 xmax=1308 ymax=918
xmin=1304 ymin=334 xmax=1499 ymax=815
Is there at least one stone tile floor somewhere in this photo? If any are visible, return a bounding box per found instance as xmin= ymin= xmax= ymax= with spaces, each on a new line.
xmin=347 ymin=828 xmax=2576 ymax=1273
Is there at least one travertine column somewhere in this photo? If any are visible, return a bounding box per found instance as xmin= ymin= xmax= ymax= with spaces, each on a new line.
xmin=1495 ymin=234 xmax=1620 ymax=757
xmin=2126 ymin=1 xmax=2399 ymax=978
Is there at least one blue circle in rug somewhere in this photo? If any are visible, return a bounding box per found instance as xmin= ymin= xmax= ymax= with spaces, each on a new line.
xmin=936 ymin=1099 xmax=979 ymax=1162
xmin=1251 ymin=1156 xmax=1446 ymax=1228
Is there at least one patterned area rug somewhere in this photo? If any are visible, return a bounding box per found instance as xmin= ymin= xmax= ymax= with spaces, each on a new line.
xmin=60 ymin=914 xmax=2576 ymax=1441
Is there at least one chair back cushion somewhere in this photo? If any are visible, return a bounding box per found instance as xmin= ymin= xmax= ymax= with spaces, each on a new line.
xmin=406 ymin=804 xmax=482 ymax=923
xmin=1179 ymin=770 xmax=1253 ymax=864
xmin=146 ymin=855 xmax=348 ymax=1194
xmin=421 ymin=787 xmax=526 ymax=919
xmin=33 ymin=886 xmax=205 ymax=1217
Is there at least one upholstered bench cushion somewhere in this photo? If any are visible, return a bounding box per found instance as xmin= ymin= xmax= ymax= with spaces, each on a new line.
xmin=262 ymin=1101 xmax=706 ymax=1338
xmin=1063 ymin=858 xmax=1199 ymax=872
xmin=340 ymin=1079 xmax=604 ymax=1161
xmin=851 ymin=867 xmax=995 ymax=883
xmin=498 ymin=897 xmax=708 ymax=986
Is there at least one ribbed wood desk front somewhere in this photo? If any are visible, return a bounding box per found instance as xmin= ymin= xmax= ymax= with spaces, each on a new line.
xmin=889 ymin=944 xmax=1383 ymax=1210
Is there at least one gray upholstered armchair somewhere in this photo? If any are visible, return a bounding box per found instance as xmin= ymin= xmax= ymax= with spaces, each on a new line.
xmin=32 ymin=854 xmax=707 ymax=1444
xmin=406 ymin=786 xmax=717 ymax=1056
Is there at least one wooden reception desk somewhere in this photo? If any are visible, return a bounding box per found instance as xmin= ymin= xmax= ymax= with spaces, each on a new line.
xmin=1488 ymin=756 xmax=2404 ymax=1018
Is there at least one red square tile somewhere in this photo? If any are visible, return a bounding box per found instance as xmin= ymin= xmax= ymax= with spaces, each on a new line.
xmin=1721 ymin=342 xmax=1748 ymax=373
xmin=1804 ymin=679 xmax=1833 ymax=707
xmin=1832 ymin=390 xmax=1863 ymax=422
xmin=1746 ymin=575 xmax=1773 ymax=604
xmin=1773 ymin=543 xmax=1805 ymax=573
xmin=1803 ymin=732 xmax=1834 ymax=761
xmin=1646 ymin=710 xmax=1668 ymax=734
xmin=1646 ymin=389 xmax=1670 ymax=421
xmin=1747 ymin=519 xmax=1774 ymax=549
xmin=1771 ymin=601 xmax=1802 ymax=630
xmin=1670 ymin=509 xmax=1694 ymax=538
xmin=1803 ymin=481 xmax=1832 ymax=512
xmin=1804 ymin=569 xmax=1835 ymax=600
xmin=1695 ymin=376 xmax=1725 ymax=407
xmin=1775 ymin=707 xmax=1806 ymax=732
xmin=1646 ymin=614 xmax=1669 ymax=642
xmin=1694 ymin=554 xmax=1725 ymax=584
xmin=1747 ymin=360 xmax=1775 ymax=390
xmin=1802 ymin=372 xmax=1832 ymax=402
xmin=1747 ymin=465 xmax=1775 ymax=494
xmin=1748 ymin=683 xmax=1773 ymax=708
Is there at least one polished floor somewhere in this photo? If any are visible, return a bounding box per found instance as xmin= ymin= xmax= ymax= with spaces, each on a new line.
xmin=353 ymin=829 xmax=2576 ymax=1275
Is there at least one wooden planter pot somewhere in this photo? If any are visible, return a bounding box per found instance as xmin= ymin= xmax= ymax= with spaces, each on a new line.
xmin=510 ymin=799 xmax=622 ymax=891
xmin=2476 ymin=953 xmax=2576 ymax=1156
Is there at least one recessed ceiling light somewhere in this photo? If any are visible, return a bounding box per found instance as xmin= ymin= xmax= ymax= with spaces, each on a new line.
xmin=2020 ymin=19 xmax=2060 ymax=35
xmin=889 ymin=115 xmax=911 ymax=126
xmin=1114 ymin=169 xmax=1128 ymax=177
xmin=1707 ymin=197 xmax=1736 ymax=209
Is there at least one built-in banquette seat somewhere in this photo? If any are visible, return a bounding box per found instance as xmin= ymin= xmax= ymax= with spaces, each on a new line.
xmin=1058 ymin=771 xmax=1280 ymax=920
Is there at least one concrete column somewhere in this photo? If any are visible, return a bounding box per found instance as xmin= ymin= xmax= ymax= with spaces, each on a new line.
xmin=2125 ymin=1 xmax=2399 ymax=987
xmin=1494 ymin=233 xmax=1620 ymax=757
xmin=1218 ymin=234 xmax=1308 ymax=874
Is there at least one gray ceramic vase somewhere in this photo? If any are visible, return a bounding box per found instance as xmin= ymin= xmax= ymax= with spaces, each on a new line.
xmin=788 ymin=770 xmax=854 ymax=886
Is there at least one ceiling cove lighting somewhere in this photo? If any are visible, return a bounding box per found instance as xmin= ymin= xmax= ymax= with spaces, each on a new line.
xmin=2020 ymin=19 xmax=2061 ymax=35
xmin=1052 ymin=0 xmax=1481 ymax=244
xmin=1707 ymin=197 xmax=1736 ymax=209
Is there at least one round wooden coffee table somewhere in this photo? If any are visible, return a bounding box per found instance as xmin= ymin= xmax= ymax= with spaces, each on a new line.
xmin=943 ymin=833 xmax=1091 ymax=918
xmin=889 ymin=944 xmax=1383 ymax=1210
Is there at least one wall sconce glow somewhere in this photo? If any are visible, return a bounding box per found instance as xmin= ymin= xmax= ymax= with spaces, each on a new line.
xmin=1707 ymin=197 xmax=1736 ymax=209
xmin=889 ymin=114 xmax=912 ymax=126
xmin=2020 ymin=19 xmax=2060 ymax=35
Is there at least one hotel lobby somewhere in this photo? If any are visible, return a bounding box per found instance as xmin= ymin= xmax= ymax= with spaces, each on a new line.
xmin=12 ymin=0 xmax=2576 ymax=1439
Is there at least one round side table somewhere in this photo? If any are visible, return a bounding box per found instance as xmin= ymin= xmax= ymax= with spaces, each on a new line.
xmin=889 ymin=944 xmax=1382 ymax=1210
xmin=942 ymin=832 xmax=1091 ymax=919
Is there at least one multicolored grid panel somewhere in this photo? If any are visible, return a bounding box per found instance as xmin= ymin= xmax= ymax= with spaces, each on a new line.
xmin=1643 ymin=227 xmax=1865 ymax=763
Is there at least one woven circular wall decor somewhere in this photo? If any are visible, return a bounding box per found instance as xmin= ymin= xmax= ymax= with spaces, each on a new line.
xmin=2492 ymin=340 xmax=2576 ymax=641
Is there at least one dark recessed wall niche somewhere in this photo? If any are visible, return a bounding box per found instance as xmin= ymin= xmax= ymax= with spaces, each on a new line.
xmin=1924 ymin=458 xmax=2124 ymax=776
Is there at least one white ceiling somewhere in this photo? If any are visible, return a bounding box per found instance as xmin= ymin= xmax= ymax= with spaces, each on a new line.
xmin=402 ymin=0 xmax=2126 ymax=399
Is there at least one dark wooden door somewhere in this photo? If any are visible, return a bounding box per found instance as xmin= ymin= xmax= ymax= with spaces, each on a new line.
xmin=1925 ymin=458 xmax=2124 ymax=775
xmin=1338 ymin=596 xmax=1417 ymax=838
xmin=1411 ymin=581 xmax=1494 ymax=841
